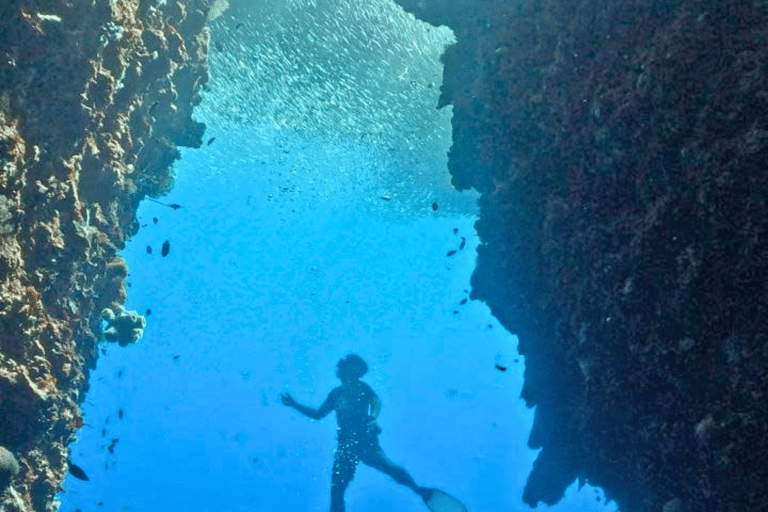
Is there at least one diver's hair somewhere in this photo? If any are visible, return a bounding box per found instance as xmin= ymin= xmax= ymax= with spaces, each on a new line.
xmin=339 ymin=353 xmax=368 ymax=379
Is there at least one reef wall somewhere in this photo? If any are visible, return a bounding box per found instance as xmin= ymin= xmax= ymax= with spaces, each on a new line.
xmin=396 ymin=0 xmax=768 ymax=511
xmin=0 ymin=0 xmax=211 ymax=509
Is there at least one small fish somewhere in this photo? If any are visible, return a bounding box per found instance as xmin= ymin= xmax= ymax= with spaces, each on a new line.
xmin=68 ymin=460 xmax=89 ymax=481
xmin=173 ymin=355 xmax=181 ymax=361
xmin=459 ymin=237 xmax=466 ymax=250
xmin=453 ymin=227 xmax=458 ymax=234
xmin=117 ymin=370 xmax=124 ymax=378
xmin=460 ymin=298 xmax=468 ymax=305
xmin=101 ymin=428 xmax=106 ymax=437
xmin=495 ymin=364 xmax=508 ymax=372
xmin=207 ymin=137 xmax=216 ymax=146
xmin=146 ymin=245 xmax=152 ymax=254
xmin=153 ymin=217 xmax=158 ymax=224
xmin=235 ymin=23 xmax=243 ymax=29
xmin=161 ymin=240 xmax=170 ymax=257
xmin=380 ymin=196 xmax=391 ymax=201
xmin=431 ymin=202 xmax=438 ymax=211
xmin=147 ymin=198 xmax=183 ymax=210
xmin=118 ymin=408 xmax=124 ymax=419
xmin=446 ymin=250 xmax=457 ymax=257
xmin=145 ymin=308 xmax=152 ymax=316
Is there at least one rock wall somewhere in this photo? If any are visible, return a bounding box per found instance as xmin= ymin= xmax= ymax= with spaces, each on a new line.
xmin=0 ymin=0 xmax=211 ymax=510
xmin=396 ymin=0 xmax=768 ymax=511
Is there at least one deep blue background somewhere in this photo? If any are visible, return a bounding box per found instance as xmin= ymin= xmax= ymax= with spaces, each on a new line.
xmin=58 ymin=128 xmax=617 ymax=512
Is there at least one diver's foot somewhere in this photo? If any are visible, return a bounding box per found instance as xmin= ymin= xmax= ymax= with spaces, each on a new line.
xmin=417 ymin=487 xmax=435 ymax=501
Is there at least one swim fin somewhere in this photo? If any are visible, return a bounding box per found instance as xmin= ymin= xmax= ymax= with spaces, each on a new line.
xmin=421 ymin=488 xmax=468 ymax=512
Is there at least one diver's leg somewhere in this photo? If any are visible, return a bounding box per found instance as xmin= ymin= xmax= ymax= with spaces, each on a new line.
xmin=360 ymin=443 xmax=429 ymax=499
xmin=331 ymin=442 xmax=359 ymax=512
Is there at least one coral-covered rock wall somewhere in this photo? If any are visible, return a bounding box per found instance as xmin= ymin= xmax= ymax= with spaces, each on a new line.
xmin=397 ymin=0 xmax=768 ymax=511
xmin=0 ymin=0 xmax=211 ymax=509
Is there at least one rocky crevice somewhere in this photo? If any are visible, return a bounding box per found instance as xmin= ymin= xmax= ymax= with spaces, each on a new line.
xmin=0 ymin=0 xmax=212 ymax=510
xmin=397 ymin=0 xmax=768 ymax=511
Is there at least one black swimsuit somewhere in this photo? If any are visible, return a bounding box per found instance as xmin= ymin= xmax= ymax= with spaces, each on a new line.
xmin=329 ymin=381 xmax=378 ymax=443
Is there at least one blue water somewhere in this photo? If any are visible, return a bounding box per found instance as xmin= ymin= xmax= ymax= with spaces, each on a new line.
xmin=58 ymin=127 xmax=618 ymax=512
xmin=57 ymin=3 xmax=620 ymax=510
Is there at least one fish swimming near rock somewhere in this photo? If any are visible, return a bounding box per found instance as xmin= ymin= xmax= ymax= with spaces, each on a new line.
xmin=67 ymin=459 xmax=89 ymax=481
xmin=147 ymin=198 xmax=183 ymax=210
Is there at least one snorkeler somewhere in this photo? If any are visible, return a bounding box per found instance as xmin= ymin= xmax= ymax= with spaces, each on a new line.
xmin=281 ymin=354 xmax=467 ymax=512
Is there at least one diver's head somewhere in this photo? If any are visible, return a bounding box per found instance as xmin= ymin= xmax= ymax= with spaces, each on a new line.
xmin=336 ymin=354 xmax=368 ymax=382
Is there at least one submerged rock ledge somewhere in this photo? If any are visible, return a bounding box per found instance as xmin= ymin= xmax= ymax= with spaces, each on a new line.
xmin=397 ymin=0 xmax=768 ymax=511
xmin=0 ymin=0 xmax=211 ymax=509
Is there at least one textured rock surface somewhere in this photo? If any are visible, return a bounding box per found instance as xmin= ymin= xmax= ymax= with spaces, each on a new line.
xmin=0 ymin=0 xmax=211 ymax=510
xmin=397 ymin=0 xmax=768 ymax=511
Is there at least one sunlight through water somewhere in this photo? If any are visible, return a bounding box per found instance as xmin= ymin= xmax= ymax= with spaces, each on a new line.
xmin=57 ymin=1 xmax=618 ymax=511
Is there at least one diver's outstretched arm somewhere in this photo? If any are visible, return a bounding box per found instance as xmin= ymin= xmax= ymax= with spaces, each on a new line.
xmin=281 ymin=392 xmax=333 ymax=420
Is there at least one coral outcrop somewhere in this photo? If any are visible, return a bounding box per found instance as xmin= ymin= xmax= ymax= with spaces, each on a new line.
xmin=101 ymin=305 xmax=146 ymax=348
xmin=397 ymin=0 xmax=768 ymax=511
xmin=0 ymin=0 xmax=211 ymax=509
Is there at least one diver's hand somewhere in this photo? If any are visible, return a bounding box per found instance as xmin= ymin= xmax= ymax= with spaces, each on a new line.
xmin=281 ymin=392 xmax=297 ymax=408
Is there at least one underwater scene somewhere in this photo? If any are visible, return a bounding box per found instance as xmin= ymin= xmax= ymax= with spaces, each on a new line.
xmin=59 ymin=2 xmax=615 ymax=510
xmin=2 ymin=0 xmax=768 ymax=511
xmin=57 ymin=131 xmax=614 ymax=511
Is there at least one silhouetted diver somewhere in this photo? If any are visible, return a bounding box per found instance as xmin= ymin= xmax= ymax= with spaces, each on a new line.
xmin=281 ymin=354 xmax=467 ymax=512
